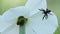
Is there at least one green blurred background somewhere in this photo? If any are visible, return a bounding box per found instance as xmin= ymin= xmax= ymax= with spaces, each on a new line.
xmin=0 ymin=0 xmax=60 ymax=34
xmin=0 ymin=0 xmax=27 ymax=14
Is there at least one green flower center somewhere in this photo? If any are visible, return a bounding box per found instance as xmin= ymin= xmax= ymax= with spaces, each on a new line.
xmin=17 ymin=16 xmax=28 ymax=26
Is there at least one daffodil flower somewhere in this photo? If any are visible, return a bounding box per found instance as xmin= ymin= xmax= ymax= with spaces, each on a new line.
xmin=0 ymin=0 xmax=58 ymax=34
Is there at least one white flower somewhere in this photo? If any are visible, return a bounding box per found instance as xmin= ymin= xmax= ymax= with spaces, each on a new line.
xmin=0 ymin=0 xmax=58 ymax=34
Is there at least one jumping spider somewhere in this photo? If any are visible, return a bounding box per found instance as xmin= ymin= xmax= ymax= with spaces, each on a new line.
xmin=39 ymin=8 xmax=52 ymax=20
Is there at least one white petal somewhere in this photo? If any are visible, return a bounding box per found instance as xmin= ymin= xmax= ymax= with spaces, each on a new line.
xmin=2 ymin=6 xmax=29 ymax=21
xmin=0 ymin=16 xmax=19 ymax=34
xmin=0 ymin=6 xmax=29 ymax=34
xmin=25 ymin=0 xmax=47 ymax=11
xmin=5 ymin=24 xmax=19 ymax=34
xmin=25 ymin=0 xmax=47 ymax=17
xmin=28 ymin=10 xmax=58 ymax=34
xmin=0 ymin=15 xmax=6 ymax=32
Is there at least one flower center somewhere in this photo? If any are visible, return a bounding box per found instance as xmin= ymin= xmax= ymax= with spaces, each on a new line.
xmin=17 ymin=16 xmax=28 ymax=26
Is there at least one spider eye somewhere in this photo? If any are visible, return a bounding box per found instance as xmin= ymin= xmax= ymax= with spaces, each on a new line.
xmin=17 ymin=16 xmax=28 ymax=26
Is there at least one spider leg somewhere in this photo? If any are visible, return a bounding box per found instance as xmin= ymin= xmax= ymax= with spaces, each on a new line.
xmin=42 ymin=15 xmax=46 ymax=20
xmin=45 ymin=15 xmax=48 ymax=20
xmin=39 ymin=9 xmax=45 ymax=12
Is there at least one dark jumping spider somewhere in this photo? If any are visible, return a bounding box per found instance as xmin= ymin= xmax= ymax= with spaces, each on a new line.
xmin=39 ymin=8 xmax=52 ymax=20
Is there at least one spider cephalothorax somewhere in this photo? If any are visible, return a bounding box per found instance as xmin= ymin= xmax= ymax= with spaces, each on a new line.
xmin=17 ymin=16 xmax=28 ymax=26
xmin=39 ymin=8 xmax=52 ymax=20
